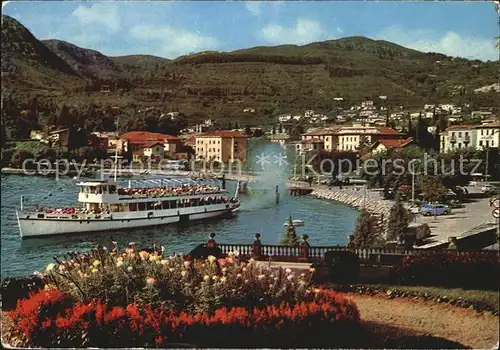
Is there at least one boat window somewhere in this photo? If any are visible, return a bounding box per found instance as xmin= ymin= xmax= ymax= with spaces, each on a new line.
xmin=162 ymin=201 xmax=170 ymax=209
xmin=170 ymin=200 xmax=177 ymax=209
xmin=138 ymin=202 xmax=146 ymax=211
xmin=146 ymin=202 xmax=155 ymax=210
xmin=129 ymin=203 xmax=138 ymax=212
xmin=109 ymin=185 xmax=117 ymax=194
xmin=37 ymin=214 xmax=44 ymax=219
xmin=109 ymin=204 xmax=120 ymax=212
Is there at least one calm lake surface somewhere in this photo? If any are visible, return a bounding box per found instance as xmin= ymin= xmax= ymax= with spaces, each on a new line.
xmin=1 ymin=175 xmax=359 ymax=277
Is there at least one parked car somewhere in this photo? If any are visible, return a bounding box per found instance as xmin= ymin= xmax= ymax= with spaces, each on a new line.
xmin=420 ymin=203 xmax=451 ymax=216
xmin=407 ymin=204 xmax=420 ymax=214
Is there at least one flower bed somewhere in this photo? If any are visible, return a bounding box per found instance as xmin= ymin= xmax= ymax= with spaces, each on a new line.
xmin=5 ymin=244 xmax=361 ymax=347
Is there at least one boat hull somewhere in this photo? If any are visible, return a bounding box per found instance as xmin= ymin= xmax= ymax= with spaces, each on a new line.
xmin=17 ymin=205 xmax=239 ymax=238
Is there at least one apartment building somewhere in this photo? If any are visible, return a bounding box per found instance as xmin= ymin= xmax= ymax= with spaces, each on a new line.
xmin=336 ymin=125 xmax=403 ymax=152
xmin=300 ymin=128 xmax=339 ymax=151
xmin=439 ymin=122 xmax=499 ymax=152
xmin=195 ymin=131 xmax=247 ymax=163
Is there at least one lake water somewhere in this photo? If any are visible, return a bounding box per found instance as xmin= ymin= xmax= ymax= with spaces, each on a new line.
xmin=1 ymin=175 xmax=359 ymax=277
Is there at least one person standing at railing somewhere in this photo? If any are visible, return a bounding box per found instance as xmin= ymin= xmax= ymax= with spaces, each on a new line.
xmin=252 ymin=233 xmax=262 ymax=258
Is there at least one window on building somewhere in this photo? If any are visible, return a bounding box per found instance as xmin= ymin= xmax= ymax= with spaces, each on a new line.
xmin=479 ymin=141 xmax=483 ymax=146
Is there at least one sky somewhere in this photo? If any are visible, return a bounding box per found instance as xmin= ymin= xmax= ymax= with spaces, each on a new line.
xmin=2 ymin=1 xmax=499 ymax=61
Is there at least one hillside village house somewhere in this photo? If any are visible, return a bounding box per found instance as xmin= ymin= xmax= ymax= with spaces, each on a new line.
xmin=119 ymin=131 xmax=181 ymax=158
xmin=195 ymin=131 xmax=247 ymax=163
xmin=440 ymin=122 xmax=500 ymax=153
xmin=301 ymin=128 xmax=339 ymax=151
xmin=293 ymin=139 xmax=325 ymax=155
xmin=48 ymin=128 xmax=70 ymax=148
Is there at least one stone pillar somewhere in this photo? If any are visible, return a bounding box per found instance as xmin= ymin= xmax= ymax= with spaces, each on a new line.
xmin=230 ymin=137 xmax=235 ymax=163
xmin=252 ymin=233 xmax=262 ymax=258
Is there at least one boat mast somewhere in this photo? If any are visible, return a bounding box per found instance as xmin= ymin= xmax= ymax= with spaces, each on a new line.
xmin=113 ymin=117 xmax=119 ymax=182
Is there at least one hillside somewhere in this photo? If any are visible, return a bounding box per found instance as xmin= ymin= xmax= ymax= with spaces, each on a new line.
xmin=42 ymin=39 xmax=123 ymax=78
xmin=110 ymin=55 xmax=169 ymax=72
xmin=1 ymin=15 xmax=83 ymax=92
xmin=1 ymin=13 xmax=498 ymax=124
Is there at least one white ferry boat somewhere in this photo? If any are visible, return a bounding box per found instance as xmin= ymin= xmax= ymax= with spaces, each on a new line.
xmin=16 ymin=179 xmax=241 ymax=238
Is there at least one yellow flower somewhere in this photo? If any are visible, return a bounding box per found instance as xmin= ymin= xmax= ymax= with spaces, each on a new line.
xmin=146 ymin=277 xmax=156 ymax=285
xmin=181 ymin=271 xmax=187 ymax=277
xmin=45 ymin=263 xmax=56 ymax=272
xmin=117 ymin=257 xmax=124 ymax=263
xmin=309 ymin=267 xmax=316 ymax=273
xmin=161 ymin=259 xmax=169 ymax=265
xmin=149 ymin=254 xmax=159 ymax=262
xmin=91 ymin=268 xmax=98 ymax=273
xmin=203 ymin=275 xmax=210 ymax=281
xmin=220 ymin=276 xmax=227 ymax=283
xmin=139 ymin=251 xmax=149 ymax=260
xmin=58 ymin=265 xmax=66 ymax=271
xmin=116 ymin=261 xmax=124 ymax=267
xmin=92 ymin=260 xmax=101 ymax=267
xmin=248 ymin=258 xmax=255 ymax=263
xmin=207 ymin=255 xmax=216 ymax=264
xmin=242 ymin=267 xmax=247 ymax=272
xmin=212 ymin=275 xmax=219 ymax=281
xmin=313 ymin=288 xmax=321 ymax=293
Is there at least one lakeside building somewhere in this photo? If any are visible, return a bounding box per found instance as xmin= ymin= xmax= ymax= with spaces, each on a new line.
xmin=367 ymin=138 xmax=415 ymax=155
xmin=267 ymin=133 xmax=290 ymax=147
xmin=301 ymin=125 xmax=404 ymax=152
xmin=119 ymin=131 xmax=181 ymax=158
xmin=439 ymin=122 xmax=499 ymax=153
xmin=194 ymin=131 xmax=247 ymax=163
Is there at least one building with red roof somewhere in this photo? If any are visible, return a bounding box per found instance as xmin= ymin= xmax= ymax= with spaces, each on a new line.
xmin=119 ymin=131 xmax=181 ymax=157
xmin=367 ymin=138 xmax=415 ymax=155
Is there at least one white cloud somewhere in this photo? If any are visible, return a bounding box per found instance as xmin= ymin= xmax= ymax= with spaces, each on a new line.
xmin=375 ymin=26 xmax=498 ymax=61
xmin=129 ymin=25 xmax=221 ymax=58
xmin=336 ymin=26 xmax=344 ymax=34
xmin=72 ymin=3 xmax=121 ymax=31
xmin=259 ymin=18 xmax=329 ymax=45
xmin=245 ymin=2 xmax=260 ymax=16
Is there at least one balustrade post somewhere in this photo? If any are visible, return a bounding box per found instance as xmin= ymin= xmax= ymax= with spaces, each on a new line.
xmin=347 ymin=235 xmax=356 ymax=251
xmin=299 ymin=234 xmax=310 ymax=261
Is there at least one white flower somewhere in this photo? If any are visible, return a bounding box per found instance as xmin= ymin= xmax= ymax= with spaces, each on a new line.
xmin=184 ymin=261 xmax=191 ymax=268
xmin=236 ymin=273 xmax=242 ymax=278
xmin=207 ymin=255 xmax=216 ymax=264
xmin=285 ymin=268 xmax=292 ymax=274
xmin=287 ymin=275 xmax=294 ymax=281
xmin=116 ymin=261 xmax=124 ymax=267
xmin=169 ymin=268 xmax=175 ymax=272
xmin=127 ymin=266 xmax=133 ymax=272
xmin=227 ymin=251 xmax=234 ymax=257
xmin=220 ymin=276 xmax=227 ymax=283
xmin=233 ymin=250 xmax=240 ymax=257
xmin=146 ymin=277 xmax=156 ymax=285
xmin=257 ymin=274 xmax=265 ymax=280
xmin=242 ymin=267 xmax=247 ymax=272
xmin=181 ymin=271 xmax=187 ymax=277
xmin=300 ymin=273 xmax=306 ymax=277
xmin=203 ymin=275 xmax=210 ymax=281
xmin=244 ymin=279 xmax=249 ymax=284
xmin=248 ymin=258 xmax=255 ymax=263
xmin=161 ymin=259 xmax=169 ymax=265
xmin=221 ymin=267 xmax=227 ymax=274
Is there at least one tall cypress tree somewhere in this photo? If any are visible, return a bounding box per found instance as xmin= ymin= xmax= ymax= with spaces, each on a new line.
xmin=352 ymin=209 xmax=377 ymax=248
xmin=387 ymin=193 xmax=410 ymax=242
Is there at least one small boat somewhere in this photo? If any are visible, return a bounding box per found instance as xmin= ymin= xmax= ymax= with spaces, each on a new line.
xmin=283 ymin=219 xmax=305 ymax=227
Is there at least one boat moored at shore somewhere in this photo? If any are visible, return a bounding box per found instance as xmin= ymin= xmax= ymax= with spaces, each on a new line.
xmin=16 ymin=179 xmax=241 ymax=238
